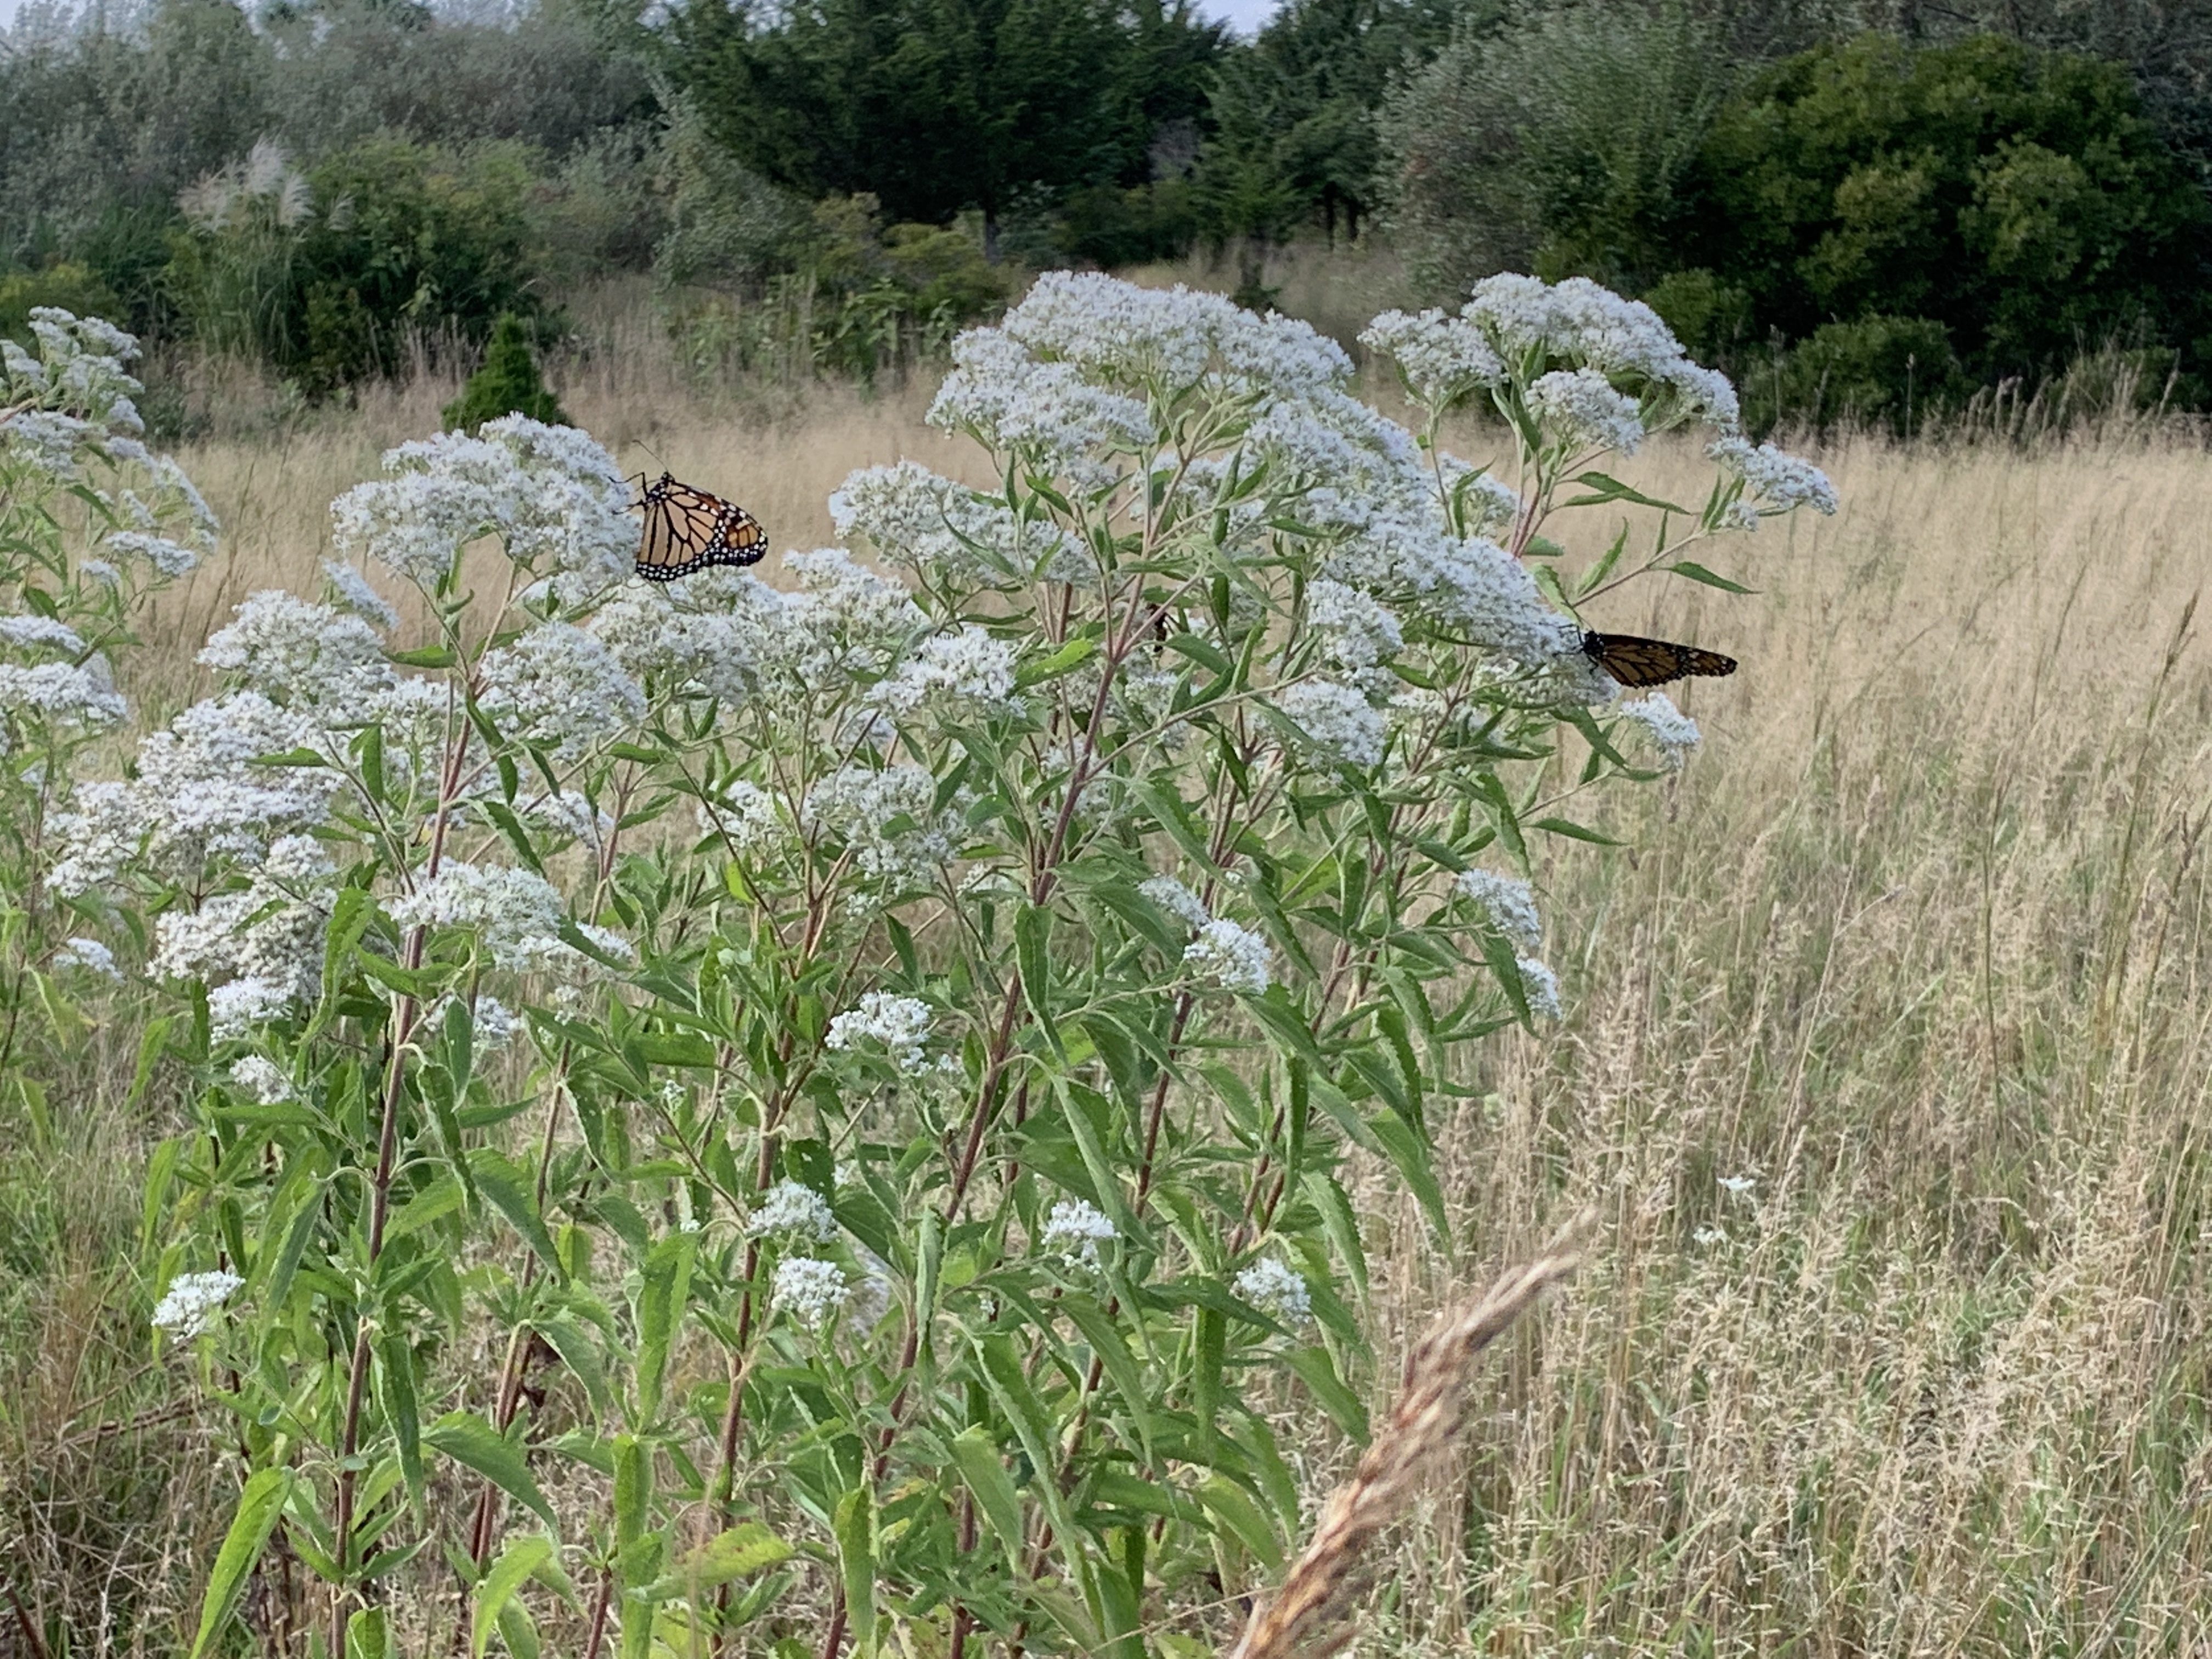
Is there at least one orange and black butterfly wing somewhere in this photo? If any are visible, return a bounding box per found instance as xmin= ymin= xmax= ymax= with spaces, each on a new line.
xmin=634 ymin=472 xmax=767 ymax=582
xmin=1582 ymin=631 xmax=1738 ymax=688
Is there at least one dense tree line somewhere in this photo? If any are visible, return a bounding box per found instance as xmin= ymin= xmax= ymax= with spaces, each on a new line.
xmin=7 ymin=0 xmax=2212 ymax=424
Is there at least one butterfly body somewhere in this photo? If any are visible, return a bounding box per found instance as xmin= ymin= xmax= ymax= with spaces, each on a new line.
xmin=1581 ymin=630 xmax=1737 ymax=688
xmin=633 ymin=472 xmax=766 ymax=581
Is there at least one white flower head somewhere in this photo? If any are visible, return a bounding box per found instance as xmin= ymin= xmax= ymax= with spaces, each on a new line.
xmin=1455 ymin=868 xmax=1542 ymax=951
xmin=1305 ymin=580 xmax=1403 ymax=670
xmin=477 ymin=622 xmax=646 ymax=759
xmin=321 ymin=561 xmax=400 ymax=630
xmin=749 ymin=1178 xmax=839 ymax=1243
xmin=826 ymin=992 xmax=935 ymax=1075
xmin=875 ymin=624 xmax=1021 ymax=718
xmin=52 ymin=936 xmax=120 ymax=980
xmin=1709 ymin=436 xmax=1838 ymax=517
xmin=696 ymin=777 xmax=788 ymax=855
xmin=1527 ymin=368 xmax=1645 ymax=456
xmin=1617 ymin=692 xmax=1701 ymax=770
xmin=1276 ymin=679 xmax=1386 ymax=769
xmin=386 ymin=861 xmax=570 ymax=971
xmin=228 ymin=1055 xmax=294 ymax=1105
xmin=1234 ymin=1257 xmax=1313 ymax=1325
xmin=207 ymin=975 xmax=298 ymax=1040
xmin=1040 ymin=1198 xmax=1116 ymax=1268
xmin=801 ymin=764 xmax=959 ymax=891
xmin=1515 ymin=956 xmax=1562 ymax=1020
xmin=1361 ymin=308 xmax=1506 ymax=408
xmin=1184 ymin=918 xmax=1272 ymax=996
xmin=1139 ymin=874 xmax=1211 ymax=931
xmin=770 ymin=1256 xmax=851 ymax=1330
xmin=153 ymin=1269 xmax=244 ymax=1338
xmin=198 ymin=590 xmax=394 ymax=708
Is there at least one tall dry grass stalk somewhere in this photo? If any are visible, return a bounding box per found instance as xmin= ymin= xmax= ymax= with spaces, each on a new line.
xmin=1228 ymin=1222 xmax=1590 ymax=1659
xmin=13 ymin=326 xmax=2212 ymax=1652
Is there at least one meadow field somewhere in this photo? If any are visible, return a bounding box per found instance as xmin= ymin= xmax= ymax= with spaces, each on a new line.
xmin=7 ymin=323 xmax=2212 ymax=1657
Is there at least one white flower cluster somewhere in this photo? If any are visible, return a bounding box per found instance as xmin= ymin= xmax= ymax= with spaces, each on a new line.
xmin=770 ymin=1256 xmax=851 ymax=1330
xmin=1139 ymin=873 xmax=1211 ymax=930
xmin=1234 ymin=1257 xmax=1313 ymax=1325
xmin=1305 ymin=579 xmax=1403 ymax=670
xmin=802 ymin=763 xmax=960 ymax=892
xmin=49 ymin=692 xmax=340 ymax=898
xmin=52 ymin=936 xmax=119 ymax=979
xmin=1359 ymin=307 xmax=1505 ymax=409
xmin=1516 ymin=957 xmax=1563 ymax=1020
xmin=1322 ymin=517 xmax=1589 ymax=680
xmin=477 ymin=622 xmax=646 ymax=759
xmin=826 ymin=991 xmax=935 ymax=1074
xmin=749 ymin=1178 xmax=840 ymax=1242
xmin=228 ymin=1055 xmax=294 ymax=1105
xmin=330 ymin=416 xmax=634 ymax=596
xmin=873 ymin=624 xmax=1020 ymax=718
xmin=0 ymin=659 xmax=127 ymax=726
xmin=2 ymin=308 xmax=148 ymax=462
xmin=1367 ymin=274 xmax=1744 ymax=439
xmin=695 ymin=777 xmax=788 ymax=855
xmin=386 ymin=860 xmax=625 ymax=974
xmin=150 ymin=833 xmax=335 ymax=1037
xmin=152 ymin=1268 xmax=243 ymax=1338
xmin=1184 ymin=917 xmax=1272 ymax=996
xmin=1040 ymin=1197 xmax=1116 ymax=1268
xmin=323 ymin=561 xmax=400 ymax=630
xmin=1275 ymin=678 xmax=1386 ymax=770
xmin=1709 ymin=436 xmax=1839 ymax=522
xmin=1455 ymin=868 xmax=1543 ymax=951
xmin=1527 ymin=368 xmax=1646 ymax=456
xmin=1617 ymin=692 xmax=1702 ymax=770
xmin=197 ymin=590 xmax=394 ymax=708
xmin=830 ymin=460 xmax=1088 ymax=586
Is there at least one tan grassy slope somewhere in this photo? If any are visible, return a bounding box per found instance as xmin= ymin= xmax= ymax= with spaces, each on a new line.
xmin=27 ymin=380 xmax=2212 ymax=1652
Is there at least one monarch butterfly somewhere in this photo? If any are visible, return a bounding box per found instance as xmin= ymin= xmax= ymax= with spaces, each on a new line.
xmin=1581 ymin=630 xmax=1738 ymax=688
xmin=632 ymin=472 xmax=766 ymax=582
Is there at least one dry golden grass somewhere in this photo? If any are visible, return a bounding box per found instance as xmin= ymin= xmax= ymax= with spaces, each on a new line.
xmin=12 ymin=332 xmax=2212 ymax=1654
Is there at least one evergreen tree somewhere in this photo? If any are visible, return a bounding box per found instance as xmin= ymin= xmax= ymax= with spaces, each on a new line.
xmin=442 ymin=313 xmax=568 ymax=433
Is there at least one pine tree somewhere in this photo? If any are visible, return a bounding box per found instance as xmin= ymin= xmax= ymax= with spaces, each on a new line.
xmin=442 ymin=314 xmax=567 ymax=434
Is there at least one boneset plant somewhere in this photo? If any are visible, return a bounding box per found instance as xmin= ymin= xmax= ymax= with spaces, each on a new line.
xmin=100 ymin=273 xmax=1833 ymax=1659
xmin=0 ymin=308 xmax=215 ymax=1115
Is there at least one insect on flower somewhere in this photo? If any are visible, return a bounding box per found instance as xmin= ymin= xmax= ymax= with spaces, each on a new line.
xmin=1581 ymin=631 xmax=1738 ymax=688
xmin=631 ymin=472 xmax=767 ymax=581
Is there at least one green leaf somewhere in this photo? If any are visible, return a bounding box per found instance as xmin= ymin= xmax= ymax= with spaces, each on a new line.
xmin=347 ymin=1606 xmax=396 ymax=1659
xmin=1016 ymin=635 xmax=1099 ymax=688
xmin=1529 ymin=815 xmax=1622 ymax=847
xmin=645 ymin=1523 xmax=793 ymax=1600
xmin=1368 ymin=1108 xmax=1448 ymax=1240
xmin=1059 ymin=1292 xmax=1156 ymax=1464
xmin=388 ymin=644 xmax=458 ymax=668
xmin=188 ymin=1468 xmax=292 ymax=1659
xmin=1666 ymin=559 xmax=1754 ymax=594
xmin=424 ymin=1412 xmax=556 ymax=1529
xmin=633 ymin=1232 xmax=695 ymax=1426
xmin=1015 ymin=902 xmax=1063 ymax=1059
xmin=380 ymin=1331 xmax=426 ymax=1514
xmin=949 ymin=1427 xmax=1024 ymax=1555
xmin=1564 ymin=471 xmax=1690 ymax=514
xmin=466 ymin=1148 xmax=562 ymax=1274
xmin=1192 ymin=1306 xmax=1226 ymax=1454
xmin=833 ymin=1488 xmax=876 ymax=1658
xmin=472 ymin=1534 xmax=553 ymax=1659
xmin=1284 ymin=1345 xmax=1369 ymax=1441
xmin=1196 ymin=1475 xmax=1284 ymax=1571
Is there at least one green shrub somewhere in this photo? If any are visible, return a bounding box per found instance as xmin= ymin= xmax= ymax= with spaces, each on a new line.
xmin=0 ymin=263 xmax=120 ymax=345
xmin=168 ymin=136 xmax=546 ymax=391
xmin=442 ymin=313 xmax=568 ymax=433
xmin=1759 ymin=314 xmax=1965 ymax=436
